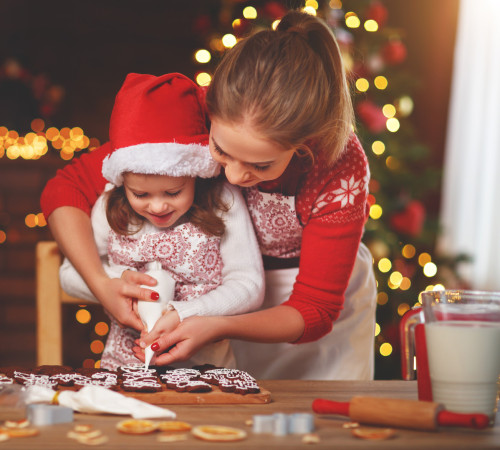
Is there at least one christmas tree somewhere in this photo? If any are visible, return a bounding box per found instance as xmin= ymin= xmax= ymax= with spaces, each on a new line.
xmin=191 ymin=0 xmax=466 ymax=379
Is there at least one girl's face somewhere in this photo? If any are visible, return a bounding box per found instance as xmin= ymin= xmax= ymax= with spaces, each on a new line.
xmin=123 ymin=173 xmax=195 ymax=228
xmin=209 ymin=119 xmax=296 ymax=187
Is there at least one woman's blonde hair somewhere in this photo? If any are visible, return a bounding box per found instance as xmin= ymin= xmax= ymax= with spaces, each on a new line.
xmin=206 ymin=10 xmax=354 ymax=166
xmin=106 ymin=176 xmax=228 ymax=237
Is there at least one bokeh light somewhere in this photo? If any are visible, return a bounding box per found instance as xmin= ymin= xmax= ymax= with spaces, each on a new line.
xmin=386 ymin=117 xmax=400 ymax=132
xmin=222 ymin=34 xmax=237 ymax=48
xmin=371 ymin=140 xmax=385 ymax=155
xmin=355 ymin=78 xmax=369 ymax=92
xmin=364 ymin=19 xmax=378 ymax=32
xmin=418 ymin=252 xmax=432 ymax=266
xmin=195 ymin=49 xmax=211 ymax=63
xmin=380 ymin=342 xmax=393 ymax=356
xmin=423 ymin=262 xmax=438 ymax=277
xmin=95 ymin=322 xmax=109 ymax=336
xmin=76 ymin=309 xmax=91 ymax=324
xmin=397 ymin=303 xmax=410 ymax=316
xmin=382 ymin=104 xmax=397 ymax=118
xmin=377 ymin=292 xmax=389 ymax=305
xmin=402 ymin=244 xmax=416 ymax=259
xmin=196 ymin=72 xmax=212 ymax=86
xmin=369 ymin=203 xmax=383 ymax=219
xmin=378 ymin=258 xmax=392 ymax=273
xmin=374 ymin=76 xmax=388 ymax=90
xmin=90 ymin=340 xmax=104 ymax=354
xmin=345 ymin=12 xmax=360 ymax=28
xmin=303 ymin=5 xmax=317 ymax=15
xmin=242 ymin=6 xmax=257 ymax=19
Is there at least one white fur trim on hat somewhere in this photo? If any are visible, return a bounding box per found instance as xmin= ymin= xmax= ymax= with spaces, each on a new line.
xmin=102 ymin=142 xmax=220 ymax=186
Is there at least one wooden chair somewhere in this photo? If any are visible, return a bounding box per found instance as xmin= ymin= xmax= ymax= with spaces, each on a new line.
xmin=35 ymin=240 xmax=88 ymax=366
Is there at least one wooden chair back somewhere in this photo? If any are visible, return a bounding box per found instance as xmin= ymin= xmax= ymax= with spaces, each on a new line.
xmin=35 ymin=240 xmax=87 ymax=366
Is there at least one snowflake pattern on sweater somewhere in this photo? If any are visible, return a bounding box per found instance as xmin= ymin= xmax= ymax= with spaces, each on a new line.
xmin=296 ymin=134 xmax=370 ymax=226
xmin=245 ymin=135 xmax=369 ymax=263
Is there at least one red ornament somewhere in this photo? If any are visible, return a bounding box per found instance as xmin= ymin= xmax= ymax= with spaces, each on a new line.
xmin=263 ymin=2 xmax=287 ymax=19
xmin=193 ymin=14 xmax=212 ymax=35
xmin=382 ymin=324 xmax=400 ymax=352
xmin=366 ymin=1 xmax=388 ymax=28
xmin=382 ymin=40 xmax=407 ymax=65
xmin=393 ymin=258 xmax=416 ymax=278
xmin=232 ymin=18 xmax=251 ymax=36
xmin=356 ymin=100 xmax=386 ymax=134
xmin=390 ymin=201 xmax=426 ymax=237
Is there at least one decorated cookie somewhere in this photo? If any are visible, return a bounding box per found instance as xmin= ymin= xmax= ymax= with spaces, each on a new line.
xmin=13 ymin=371 xmax=57 ymax=389
xmin=121 ymin=377 xmax=162 ymax=393
xmin=0 ymin=376 xmax=13 ymax=385
xmin=200 ymin=368 xmax=260 ymax=394
xmin=160 ymin=368 xmax=212 ymax=392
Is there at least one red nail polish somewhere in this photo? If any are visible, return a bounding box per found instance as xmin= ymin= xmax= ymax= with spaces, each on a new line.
xmin=151 ymin=342 xmax=160 ymax=351
xmin=151 ymin=292 xmax=159 ymax=300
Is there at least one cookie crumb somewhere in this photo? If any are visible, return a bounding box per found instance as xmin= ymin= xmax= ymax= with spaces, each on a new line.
xmin=302 ymin=433 xmax=320 ymax=444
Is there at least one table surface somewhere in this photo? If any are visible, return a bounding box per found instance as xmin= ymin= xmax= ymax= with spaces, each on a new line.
xmin=1 ymin=380 xmax=499 ymax=449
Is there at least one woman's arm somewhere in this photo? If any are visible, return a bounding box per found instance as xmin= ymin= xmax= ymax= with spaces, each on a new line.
xmin=136 ymin=136 xmax=371 ymax=363
xmin=43 ymin=145 xmax=157 ymax=329
xmin=56 ymin=194 xmax=163 ymax=329
xmin=169 ymin=183 xmax=265 ymax=320
xmin=40 ymin=143 xmax=112 ymax=218
xmin=50 ymin=206 xmax=156 ymax=330
xmin=136 ymin=305 xmax=305 ymax=366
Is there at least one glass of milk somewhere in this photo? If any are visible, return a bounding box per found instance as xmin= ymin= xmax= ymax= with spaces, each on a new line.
xmin=421 ymin=290 xmax=500 ymax=420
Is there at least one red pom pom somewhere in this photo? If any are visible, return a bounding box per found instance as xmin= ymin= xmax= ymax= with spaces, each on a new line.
xmin=193 ymin=14 xmax=211 ymax=35
xmin=264 ymin=1 xmax=287 ymax=19
xmin=232 ymin=18 xmax=251 ymax=36
xmin=366 ymin=1 xmax=388 ymax=28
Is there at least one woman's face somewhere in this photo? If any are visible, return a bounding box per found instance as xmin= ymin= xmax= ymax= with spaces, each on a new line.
xmin=123 ymin=173 xmax=195 ymax=228
xmin=209 ymin=119 xmax=296 ymax=187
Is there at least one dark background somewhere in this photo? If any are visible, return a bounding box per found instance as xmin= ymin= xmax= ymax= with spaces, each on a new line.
xmin=0 ymin=0 xmax=459 ymax=377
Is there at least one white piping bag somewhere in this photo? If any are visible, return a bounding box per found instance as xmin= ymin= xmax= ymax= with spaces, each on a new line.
xmin=138 ymin=261 xmax=175 ymax=368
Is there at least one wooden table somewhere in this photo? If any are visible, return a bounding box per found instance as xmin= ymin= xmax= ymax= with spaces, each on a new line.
xmin=1 ymin=380 xmax=499 ymax=448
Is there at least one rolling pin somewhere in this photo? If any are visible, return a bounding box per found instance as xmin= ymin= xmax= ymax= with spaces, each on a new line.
xmin=312 ymin=396 xmax=490 ymax=430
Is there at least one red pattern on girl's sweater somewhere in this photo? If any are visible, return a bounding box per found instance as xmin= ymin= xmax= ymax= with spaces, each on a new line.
xmin=40 ymin=135 xmax=370 ymax=343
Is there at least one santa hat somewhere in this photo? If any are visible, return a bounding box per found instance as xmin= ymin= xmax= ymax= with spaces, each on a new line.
xmin=102 ymin=73 xmax=219 ymax=186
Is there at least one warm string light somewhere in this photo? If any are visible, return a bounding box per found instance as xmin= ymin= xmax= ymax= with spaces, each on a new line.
xmin=0 ymin=119 xmax=99 ymax=161
xmin=0 ymin=119 xmax=100 ymax=236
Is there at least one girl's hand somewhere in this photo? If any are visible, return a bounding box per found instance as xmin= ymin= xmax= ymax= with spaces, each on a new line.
xmin=149 ymin=309 xmax=181 ymax=336
xmin=133 ymin=316 xmax=223 ymax=366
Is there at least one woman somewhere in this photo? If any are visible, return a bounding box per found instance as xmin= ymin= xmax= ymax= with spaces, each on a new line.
xmin=41 ymin=10 xmax=376 ymax=380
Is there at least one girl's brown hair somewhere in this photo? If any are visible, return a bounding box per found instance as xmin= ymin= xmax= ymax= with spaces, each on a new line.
xmin=105 ymin=175 xmax=228 ymax=237
xmin=206 ymin=10 xmax=353 ymax=166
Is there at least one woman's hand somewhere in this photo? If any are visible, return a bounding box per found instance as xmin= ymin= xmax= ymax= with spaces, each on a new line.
xmin=48 ymin=207 xmax=159 ymax=331
xmin=92 ymin=270 xmax=160 ymax=331
xmin=133 ymin=316 xmax=224 ymax=366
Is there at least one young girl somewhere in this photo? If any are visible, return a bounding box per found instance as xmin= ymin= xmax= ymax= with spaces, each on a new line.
xmin=42 ymin=10 xmax=377 ymax=380
xmin=57 ymin=73 xmax=264 ymax=370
